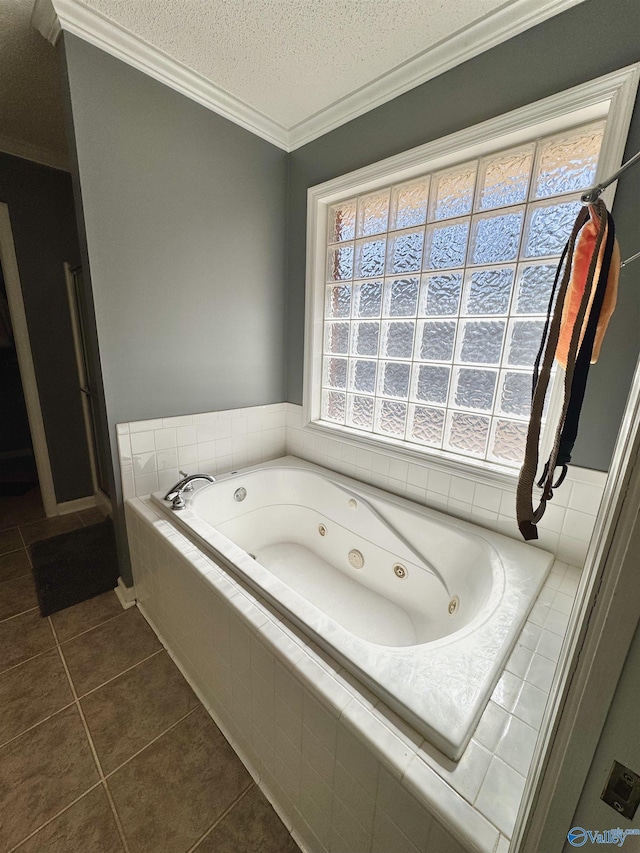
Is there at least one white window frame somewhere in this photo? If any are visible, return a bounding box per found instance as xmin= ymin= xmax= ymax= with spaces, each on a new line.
xmin=303 ymin=66 xmax=639 ymax=488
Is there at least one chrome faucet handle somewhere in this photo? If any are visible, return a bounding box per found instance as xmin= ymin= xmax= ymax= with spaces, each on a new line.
xmin=171 ymin=494 xmax=186 ymax=511
xmin=179 ymin=470 xmax=193 ymax=491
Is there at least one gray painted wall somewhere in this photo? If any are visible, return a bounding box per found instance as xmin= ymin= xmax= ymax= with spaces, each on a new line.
xmin=0 ymin=151 xmax=93 ymax=502
xmin=62 ymin=34 xmax=288 ymax=582
xmin=286 ymin=0 xmax=640 ymax=472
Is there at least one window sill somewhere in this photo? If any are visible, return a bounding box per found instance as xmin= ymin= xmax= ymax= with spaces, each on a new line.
xmin=302 ymin=416 xmax=520 ymax=490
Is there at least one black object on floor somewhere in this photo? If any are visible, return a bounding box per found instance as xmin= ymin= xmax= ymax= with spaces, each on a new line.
xmin=29 ymin=518 xmax=119 ymax=617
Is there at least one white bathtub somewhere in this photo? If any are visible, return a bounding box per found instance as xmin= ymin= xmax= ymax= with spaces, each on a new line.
xmin=150 ymin=456 xmax=552 ymax=760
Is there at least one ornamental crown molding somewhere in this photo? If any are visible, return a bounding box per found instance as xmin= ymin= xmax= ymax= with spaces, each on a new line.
xmin=32 ymin=0 xmax=586 ymax=153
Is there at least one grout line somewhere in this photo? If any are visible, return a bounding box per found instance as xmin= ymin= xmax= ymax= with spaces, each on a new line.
xmin=75 ymin=648 xmax=165 ymax=700
xmin=51 ymin=619 xmax=132 ymax=853
xmin=0 ymin=641 xmax=58 ymax=678
xmin=17 ymin=527 xmax=27 ymax=550
xmin=0 ymin=605 xmax=38 ymax=626
xmin=0 ymin=700 xmax=77 ymax=752
xmin=101 ymin=782 xmax=132 ymax=853
xmin=184 ymin=782 xmax=255 ymax=853
xmin=103 ymin=707 xmax=198 ymax=780
xmin=0 ymin=605 xmax=39 ymax=624
xmin=7 ymin=781 xmax=104 ymax=852
xmin=56 ymin=608 xmax=131 ymax=646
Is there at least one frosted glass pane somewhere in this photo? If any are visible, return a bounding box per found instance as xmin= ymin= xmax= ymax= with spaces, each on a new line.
xmin=470 ymin=210 xmax=523 ymax=265
xmin=321 ymin=390 xmax=346 ymax=423
xmin=375 ymin=399 xmax=407 ymax=437
xmin=419 ymin=273 xmax=463 ymax=315
xmin=535 ymin=123 xmax=604 ymax=199
xmin=355 ymin=239 xmax=386 ymax=278
xmin=382 ymin=321 xmax=415 ymax=359
xmin=424 ymin=220 xmax=469 ymax=270
xmin=418 ymin=320 xmax=456 ymax=362
xmin=325 ymin=284 xmax=351 ymax=318
xmin=351 ymin=321 xmax=379 ymax=357
xmin=430 ymin=162 xmax=477 ymax=220
xmin=478 ymin=146 xmax=533 ymax=210
xmin=446 ymin=411 xmax=490 ymax=457
xmin=464 ymin=267 xmax=514 ymax=315
xmin=523 ymin=200 xmax=581 ymax=258
xmin=328 ymin=200 xmax=356 ymax=242
xmin=507 ymin=320 xmax=545 ymax=367
xmin=413 ymin=364 xmax=450 ymax=405
xmin=515 ymin=264 xmax=557 ymax=314
xmin=323 ymin=357 xmax=347 ymax=389
xmin=387 ymin=229 xmax=424 ymax=274
xmin=327 ymin=245 xmax=353 ymax=281
xmin=324 ymin=322 xmax=350 ymax=354
xmin=454 ymin=368 xmax=497 ymax=411
xmin=349 ymin=359 xmax=377 ymax=394
xmin=347 ymin=394 xmax=374 ymax=430
xmin=357 ymin=190 xmax=390 ymax=237
xmin=380 ymin=361 xmax=411 ymax=398
xmin=499 ymin=370 xmax=532 ymax=417
xmin=410 ymin=405 xmax=444 ymax=447
xmin=353 ymin=280 xmax=382 ymax=318
xmin=459 ymin=320 xmax=505 ymax=365
xmin=384 ymin=277 xmax=419 ymax=317
xmin=490 ymin=419 xmax=528 ymax=464
xmin=390 ymin=180 xmax=430 ymax=230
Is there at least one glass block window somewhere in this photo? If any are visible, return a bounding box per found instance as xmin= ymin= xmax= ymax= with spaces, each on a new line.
xmin=320 ymin=120 xmax=605 ymax=467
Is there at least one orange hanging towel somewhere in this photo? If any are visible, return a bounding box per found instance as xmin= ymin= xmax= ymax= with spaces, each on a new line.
xmin=555 ymin=205 xmax=620 ymax=368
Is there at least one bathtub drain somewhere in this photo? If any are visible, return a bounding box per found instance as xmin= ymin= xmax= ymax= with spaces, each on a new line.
xmin=318 ymin=524 xmax=327 ymax=536
xmin=448 ymin=596 xmax=460 ymax=616
xmin=393 ymin=563 xmax=407 ymax=579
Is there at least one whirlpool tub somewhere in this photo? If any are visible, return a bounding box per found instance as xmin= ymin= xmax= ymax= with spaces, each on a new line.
xmin=150 ymin=456 xmax=552 ymax=760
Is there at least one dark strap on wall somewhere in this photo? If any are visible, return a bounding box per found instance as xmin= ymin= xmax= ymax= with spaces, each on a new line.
xmin=517 ymin=201 xmax=608 ymax=540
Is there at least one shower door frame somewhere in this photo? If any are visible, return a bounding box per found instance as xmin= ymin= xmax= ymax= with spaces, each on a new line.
xmin=0 ymin=202 xmax=58 ymax=516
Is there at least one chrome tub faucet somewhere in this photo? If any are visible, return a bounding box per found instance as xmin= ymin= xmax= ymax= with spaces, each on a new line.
xmin=164 ymin=473 xmax=215 ymax=510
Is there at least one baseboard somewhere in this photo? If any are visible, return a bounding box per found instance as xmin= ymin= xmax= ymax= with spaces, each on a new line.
xmin=57 ymin=495 xmax=96 ymax=515
xmin=114 ymin=576 xmax=136 ymax=609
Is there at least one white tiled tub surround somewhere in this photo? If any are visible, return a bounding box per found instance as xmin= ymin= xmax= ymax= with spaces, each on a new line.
xmin=284 ymin=404 xmax=606 ymax=568
xmin=125 ymin=494 xmax=581 ymax=853
xmin=116 ymin=403 xmax=287 ymax=500
xmin=115 ymin=401 xmax=606 ymax=570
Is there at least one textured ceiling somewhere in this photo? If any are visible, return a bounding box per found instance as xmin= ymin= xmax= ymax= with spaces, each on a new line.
xmin=0 ymin=0 xmax=68 ymax=167
xmin=80 ymin=0 xmax=512 ymax=129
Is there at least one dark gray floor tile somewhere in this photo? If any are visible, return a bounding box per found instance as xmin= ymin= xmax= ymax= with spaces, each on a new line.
xmin=61 ymin=608 xmax=161 ymax=696
xmin=0 ymin=549 xmax=31 ymax=583
xmin=78 ymin=507 xmax=108 ymax=527
xmin=51 ymin=590 xmax=123 ymax=643
xmin=0 ymin=573 xmax=38 ymax=621
xmin=14 ymin=785 xmax=124 ymax=853
xmin=0 ymin=649 xmax=73 ymax=746
xmin=195 ymin=784 xmax=300 ymax=853
xmin=0 ymin=488 xmax=45 ymax=531
xmin=0 ymin=705 xmax=99 ymax=850
xmin=21 ymin=513 xmax=84 ymax=546
xmin=108 ymin=706 xmax=251 ymax=853
xmin=0 ymin=527 xmax=22 ymax=555
xmin=82 ymin=651 xmax=198 ymax=774
xmin=0 ymin=609 xmax=55 ymax=674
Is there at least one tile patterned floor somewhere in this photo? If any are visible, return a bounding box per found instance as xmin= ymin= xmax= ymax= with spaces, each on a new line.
xmin=0 ymin=490 xmax=300 ymax=853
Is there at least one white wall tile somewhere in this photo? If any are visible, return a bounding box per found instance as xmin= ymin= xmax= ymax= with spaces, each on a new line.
xmin=427 ymin=821 xmax=469 ymax=853
xmin=130 ymin=431 xmax=155 ymax=453
xmin=376 ymin=768 xmax=432 ymax=851
xmin=495 ymin=714 xmax=538 ymax=777
xmin=154 ymin=427 xmax=176 ymax=449
xmin=475 ymin=757 xmax=526 ymax=837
